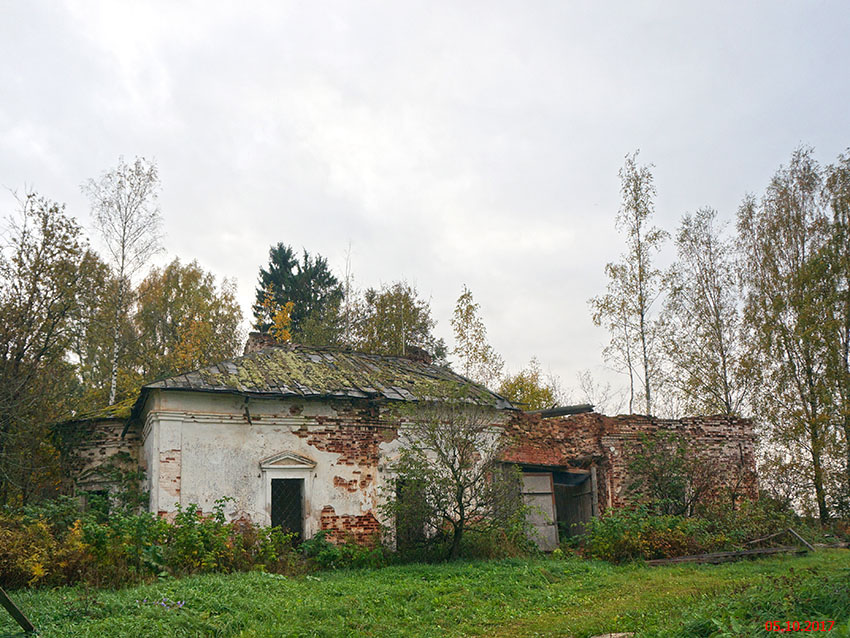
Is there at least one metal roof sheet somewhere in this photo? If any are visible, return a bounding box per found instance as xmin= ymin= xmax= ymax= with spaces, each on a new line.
xmin=142 ymin=344 xmax=514 ymax=409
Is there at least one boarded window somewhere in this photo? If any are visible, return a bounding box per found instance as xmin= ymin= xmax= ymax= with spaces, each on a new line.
xmin=270 ymin=478 xmax=303 ymax=538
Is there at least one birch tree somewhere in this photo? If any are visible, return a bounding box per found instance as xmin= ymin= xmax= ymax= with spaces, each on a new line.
xmin=590 ymin=152 xmax=668 ymax=415
xmin=824 ymin=152 xmax=850 ymax=513
xmin=663 ymin=207 xmax=750 ymax=415
xmin=738 ymin=146 xmax=833 ymax=520
xmin=451 ymin=285 xmax=503 ymax=389
xmin=83 ymin=156 xmax=162 ymax=405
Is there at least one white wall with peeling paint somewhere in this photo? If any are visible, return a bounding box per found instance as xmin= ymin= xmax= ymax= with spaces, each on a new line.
xmin=140 ymin=390 xmax=405 ymax=538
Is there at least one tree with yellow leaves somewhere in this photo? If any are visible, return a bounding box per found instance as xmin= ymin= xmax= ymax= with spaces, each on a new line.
xmin=258 ymin=286 xmax=294 ymax=344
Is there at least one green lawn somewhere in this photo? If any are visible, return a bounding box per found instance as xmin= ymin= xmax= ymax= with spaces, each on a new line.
xmin=2 ymin=550 xmax=849 ymax=638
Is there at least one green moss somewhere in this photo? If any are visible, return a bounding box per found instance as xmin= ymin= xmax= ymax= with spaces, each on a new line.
xmin=59 ymin=394 xmax=138 ymax=424
xmin=184 ymin=346 xmax=508 ymax=408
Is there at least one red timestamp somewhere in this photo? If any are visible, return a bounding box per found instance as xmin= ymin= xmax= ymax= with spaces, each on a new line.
xmin=765 ymin=620 xmax=835 ymax=632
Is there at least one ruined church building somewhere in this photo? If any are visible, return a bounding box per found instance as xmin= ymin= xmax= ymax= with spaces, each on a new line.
xmin=57 ymin=333 xmax=757 ymax=550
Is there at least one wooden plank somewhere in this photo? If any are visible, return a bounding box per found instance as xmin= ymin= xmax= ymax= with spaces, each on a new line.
xmin=590 ymin=466 xmax=598 ymax=518
xmin=787 ymin=528 xmax=816 ymax=552
xmin=646 ymin=545 xmax=807 ymax=566
xmin=746 ymin=527 xmax=815 ymax=552
xmin=0 ymin=586 xmax=35 ymax=633
xmin=745 ymin=529 xmax=788 ymax=545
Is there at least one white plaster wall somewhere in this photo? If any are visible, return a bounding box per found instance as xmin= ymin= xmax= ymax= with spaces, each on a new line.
xmin=142 ymin=411 xmax=159 ymax=513
xmin=140 ymin=390 xmax=398 ymax=537
xmin=138 ymin=390 xmax=510 ymax=541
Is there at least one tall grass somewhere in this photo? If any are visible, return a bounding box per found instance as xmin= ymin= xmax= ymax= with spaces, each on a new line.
xmin=2 ymin=550 xmax=847 ymax=637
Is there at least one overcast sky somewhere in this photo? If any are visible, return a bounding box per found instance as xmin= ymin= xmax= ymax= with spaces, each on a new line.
xmin=2 ymin=1 xmax=849 ymax=406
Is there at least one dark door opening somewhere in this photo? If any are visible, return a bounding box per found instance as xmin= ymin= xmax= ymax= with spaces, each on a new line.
xmin=395 ymin=479 xmax=427 ymax=550
xmin=271 ymin=478 xmax=303 ymax=538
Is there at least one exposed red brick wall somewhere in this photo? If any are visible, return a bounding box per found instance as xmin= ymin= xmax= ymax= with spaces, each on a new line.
xmin=320 ymin=505 xmax=382 ymax=545
xmin=333 ymin=472 xmax=374 ymax=493
xmin=292 ymin=401 xmax=398 ymax=466
xmin=503 ymin=412 xmax=614 ymax=510
xmin=503 ymin=412 xmax=608 ymax=467
xmin=602 ymin=415 xmax=757 ymax=509
xmin=504 ymin=412 xmax=757 ymax=513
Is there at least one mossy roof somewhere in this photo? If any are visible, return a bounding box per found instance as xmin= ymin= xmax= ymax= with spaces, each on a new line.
xmin=53 ymin=394 xmax=138 ymax=427
xmin=139 ymin=344 xmax=515 ymax=409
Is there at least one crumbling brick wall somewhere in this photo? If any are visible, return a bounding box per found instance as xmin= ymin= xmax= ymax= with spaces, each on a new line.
xmin=320 ymin=506 xmax=382 ymax=545
xmin=54 ymin=418 xmax=142 ymax=495
xmin=602 ymin=415 xmax=757 ymax=509
xmin=503 ymin=412 xmax=757 ymax=514
xmin=291 ymin=400 xmax=398 ymax=467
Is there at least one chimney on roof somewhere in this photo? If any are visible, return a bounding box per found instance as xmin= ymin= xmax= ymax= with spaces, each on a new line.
xmin=403 ymin=345 xmax=433 ymax=365
xmin=243 ymin=331 xmax=278 ymax=355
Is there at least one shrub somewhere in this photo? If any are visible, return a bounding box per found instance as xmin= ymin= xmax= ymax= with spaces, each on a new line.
xmin=17 ymin=495 xmax=83 ymax=537
xmin=625 ymin=430 xmax=720 ymax=516
xmin=0 ymin=514 xmax=91 ymax=587
xmin=299 ymin=531 xmax=386 ymax=569
xmin=577 ymin=498 xmax=841 ymax=563
xmin=79 ymin=510 xmax=169 ymax=586
xmin=578 ymin=506 xmax=717 ymax=562
xmin=1 ymin=496 xmax=306 ymax=589
xmin=161 ymin=501 xmax=232 ymax=573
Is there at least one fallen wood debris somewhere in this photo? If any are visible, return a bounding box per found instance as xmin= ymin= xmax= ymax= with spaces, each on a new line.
xmin=647 ymin=527 xmax=824 ymax=566
xmin=646 ymin=545 xmax=807 ymax=566
xmin=0 ymin=586 xmax=35 ymax=633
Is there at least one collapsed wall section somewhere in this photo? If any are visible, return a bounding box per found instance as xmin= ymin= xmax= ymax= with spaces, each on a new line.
xmin=54 ymin=418 xmax=143 ymax=497
xmin=503 ymin=411 xmax=757 ymax=516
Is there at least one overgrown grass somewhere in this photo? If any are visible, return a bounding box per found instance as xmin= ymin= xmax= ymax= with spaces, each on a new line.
xmin=2 ymin=550 xmax=848 ymax=637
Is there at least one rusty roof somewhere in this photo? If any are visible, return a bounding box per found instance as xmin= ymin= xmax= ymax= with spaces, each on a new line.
xmin=138 ymin=344 xmax=515 ymax=410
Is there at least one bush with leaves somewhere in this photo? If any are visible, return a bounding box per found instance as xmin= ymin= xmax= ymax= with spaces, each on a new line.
xmin=1 ymin=495 xmax=306 ymax=588
xmin=576 ymin=498 xmax=839 ymax=563
xmin=0 ymin=514 xmax=90 ymax=587
xmin=625 ymin=430 xmax=721 ymax=516
xmin=577 ymin=506 xmax=712 ymax=562
xmin=382 ymin=399 xmax=532 ymax=560
xmin=299 ymin=530 xmax=387 ymax=569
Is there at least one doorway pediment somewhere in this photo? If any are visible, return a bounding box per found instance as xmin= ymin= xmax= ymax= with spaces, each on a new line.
xmin=259 ymin=451 xmax=316 ymax=471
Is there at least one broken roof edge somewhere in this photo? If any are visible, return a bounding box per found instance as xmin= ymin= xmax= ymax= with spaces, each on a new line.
xmin=52 ymin=394 xmax=139 ymax=430
xmin=526 ymin=404 xmax=595 ymax=418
